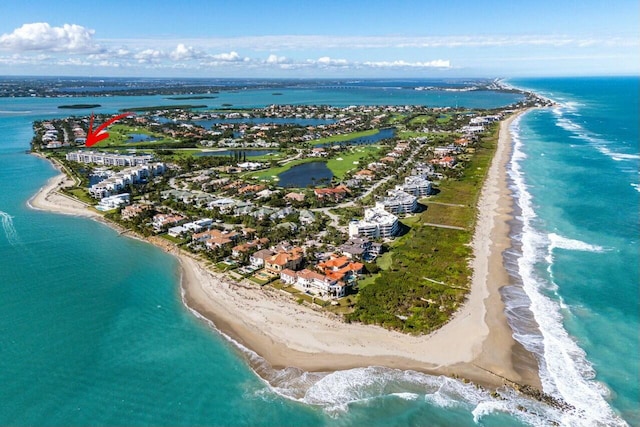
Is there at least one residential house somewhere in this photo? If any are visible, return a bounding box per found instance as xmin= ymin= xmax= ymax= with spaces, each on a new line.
xmin=284 ymin=192 xmax=306 ymax=202
xmin=250 ymin=248 xmax=274 ymax=267
xmin=354 ymin=169 xmax=375 ymax=181
xmin=298 ymin=210 xmax=316 ymax=225
xmin=317 ymin=255 xmax=363 ymax=284
xmin=264 ymin=247 xmax=304 ymax=275
xmin=152 ymin=213 xmax=186 ymax=233
xmin=121 ymin=203 xmax=153 ymax=220
xmin=313 ymin=185 xmax=349 ymax=202
xmin=232 ymin=238 xmax=269 ymax=258
xmin=285 ymin=268 xmax=346 ymax=298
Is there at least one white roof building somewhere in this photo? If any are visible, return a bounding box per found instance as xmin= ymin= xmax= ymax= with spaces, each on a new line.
xmin=96 ymin=193 xmax=130 ymax=211
xmin=400 ymin=176 xmax=432 ymax=197
xmin=377 ymin=190 xmax=417 ymax=214
xmin=348 ymin=207 xmax=399 ymax=239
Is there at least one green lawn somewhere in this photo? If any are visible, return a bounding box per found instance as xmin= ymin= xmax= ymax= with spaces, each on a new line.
xmin=325 ymin=145 xmax=382 ymax=179
xmin=64 ymin=187 xmax=94 ymax=204
xmin=159 ymin=233 xmax=185 ymax=244
xmin=94 ymin=124 xmax=178 ymax=148
xmin=409 ymin=115 xmax=434 ymax=125
xmin=419 ymin=203 xmax=473 ymax=229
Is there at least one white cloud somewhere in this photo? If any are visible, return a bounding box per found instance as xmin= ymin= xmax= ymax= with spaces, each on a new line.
xmin=314 ymin=56 xmax=349 ymax=67
xmin=170 ymin=43 xmax=202 ymax=61
xmin=0 ymin=23 xmax=98 ymax=52
xmin=134 ymin=48 xmax=165 ymax=63
xmin=211 ymin=51 xmax=246 ymax=62
xmin=266 ymin=54 xmax=288 ymax=64
xmin=363 ymin=59 xmax=451 ymax=68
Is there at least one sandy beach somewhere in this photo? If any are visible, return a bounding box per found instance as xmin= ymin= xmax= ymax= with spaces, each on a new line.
xmin=28 ymin=111 xmax=540 ymax=389
xmin=28 ymin=155 xmax=100 ymax=219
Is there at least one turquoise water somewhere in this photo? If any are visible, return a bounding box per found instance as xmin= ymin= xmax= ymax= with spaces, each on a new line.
xmin=0 ymin=80 xmax=635 ymax=426
xmin=504 ymin=77 xmax=638 ymax=426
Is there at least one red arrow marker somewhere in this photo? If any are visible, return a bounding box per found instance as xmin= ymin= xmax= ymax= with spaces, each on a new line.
xmin=85 ymin=112 xmax=135 ymax=147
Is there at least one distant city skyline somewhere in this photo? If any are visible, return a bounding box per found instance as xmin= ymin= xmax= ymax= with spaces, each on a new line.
xmin=1 ymin=0 xmax=638 ymax=78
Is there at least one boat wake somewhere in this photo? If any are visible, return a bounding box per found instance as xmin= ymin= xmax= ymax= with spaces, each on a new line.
xmin=0 ymin=210 xmax=21 ymax=246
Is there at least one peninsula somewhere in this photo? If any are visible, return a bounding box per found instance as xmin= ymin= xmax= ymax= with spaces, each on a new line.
xmin=29 ymin=92 xmax=559 ymax=403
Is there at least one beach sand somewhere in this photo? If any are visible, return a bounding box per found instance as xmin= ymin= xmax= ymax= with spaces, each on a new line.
xmin=28 ymin=111 xmax=541 ymax=389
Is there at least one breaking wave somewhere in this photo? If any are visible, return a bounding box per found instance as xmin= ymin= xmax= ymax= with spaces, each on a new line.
xmin=506 ymin=115 xmax=628 ymax=426
xmin=552 ymin=102 xmax=639 ymax=164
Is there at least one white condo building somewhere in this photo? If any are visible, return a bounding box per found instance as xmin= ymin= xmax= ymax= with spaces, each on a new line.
xmin=400 ymin=175 xmax=432 ymax=197
xmin=348 ymin=207 xmax=399 ymax=239
xmin=96 ymin=193 xmax=130 ymax=211
xmin=89 ymin=163 xmax=165 ymax=199
xmin=66 ymin=151 xmax=154 ymax=166
xmin=376 ymin=190 xmax=417 ymax=214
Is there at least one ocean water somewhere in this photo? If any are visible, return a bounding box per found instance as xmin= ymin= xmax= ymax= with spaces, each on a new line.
xmin=0 ymin=79 xmax=635 ymax=426
xmin=503 ymin=76 xmax=638 ymax=426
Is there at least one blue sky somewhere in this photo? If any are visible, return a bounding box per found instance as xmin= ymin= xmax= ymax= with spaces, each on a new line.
xmin=0 ymin=0 xmax=638 ymax=78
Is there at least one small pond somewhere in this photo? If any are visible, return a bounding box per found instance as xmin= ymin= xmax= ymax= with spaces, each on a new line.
xmin=277 ymin=162 xmax=334 ymax=188
xmin=128 ymin=133 xmax=158 ymax=142
xmin=316 ymin=127 xmax=396 ymax=148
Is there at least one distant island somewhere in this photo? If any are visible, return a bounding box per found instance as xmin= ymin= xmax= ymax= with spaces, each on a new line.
xmin=120 ymin=104 xmax=207 ymax=112
xmin=58 ymin=104 xmax=102 ymax=109
xmin=165 ymin=96 xmax=218 ymax=100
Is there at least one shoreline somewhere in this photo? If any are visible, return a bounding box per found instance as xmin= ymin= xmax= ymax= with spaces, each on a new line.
xmin=27 ymin=112 xmax=540 ymax=390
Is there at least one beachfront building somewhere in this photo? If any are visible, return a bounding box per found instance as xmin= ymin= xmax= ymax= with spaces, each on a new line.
xmin=250 ymin=248 xmax=274 ymax=267
xmin=89 ymin=163 xmax=166 ymax=199
xmin=232 ymin=238 xmax=270 ymax=258
xmin=192 ymin=229 xmax=240 ymax=249
xmin=183 ymin=218 xmax=214 ymax=233
xmin=376 ymin=190 xmax=417 ymax=215
xmin=96 ymin=193 xmax=130 ymax=211
xmin=264 ymin=247 xmax=304 ymax=275
xmin=317 ymin=255 xmax=363 ymax=284
xmin=399 ymin=176 xmax=432 ymax=197
xmin=280 ymin=268 xmax=346 ymax=299
xmin=348 ymin=207 xmax=399 ymax=239
xmin=152 ymin=213 xmax=186 ymax=233
xmin=121 ymin=203 xmax=153 ymax=220
xmin=66 ymin=150 xmax=154 ymax=166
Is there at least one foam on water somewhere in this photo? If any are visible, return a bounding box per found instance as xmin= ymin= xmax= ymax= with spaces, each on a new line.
xmin=551 ymin=103 xmax=640 ymax=164
xmin=547 ymin=233 xmax=606 ymax=254
xmin=179 ymin=276 xmax=569 ymax=424
xmin=507 ymin=114 xmax=628 ymax=426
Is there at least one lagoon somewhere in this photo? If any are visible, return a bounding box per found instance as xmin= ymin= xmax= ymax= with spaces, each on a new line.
xmin=193 ymin=117 xmax=336 ymax=128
